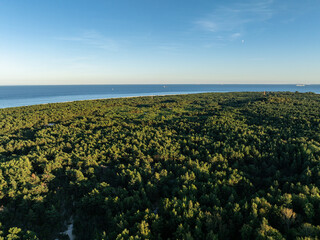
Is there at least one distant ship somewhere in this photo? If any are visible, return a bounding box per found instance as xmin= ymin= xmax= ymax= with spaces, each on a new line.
xmin=296 ymin=84 xmax=305 ymax=87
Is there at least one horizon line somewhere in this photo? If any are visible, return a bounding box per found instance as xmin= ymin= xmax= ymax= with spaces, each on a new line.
xmin=0 ymin=83 xmax=318 ymax=86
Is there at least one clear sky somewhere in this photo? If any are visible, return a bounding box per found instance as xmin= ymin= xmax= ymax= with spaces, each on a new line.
xmin=0 ymin=0 xmax=319 ymax=85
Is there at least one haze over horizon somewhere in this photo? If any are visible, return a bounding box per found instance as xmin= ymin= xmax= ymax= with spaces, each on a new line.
xmin=0 ymin=0 xmax=319 ymax=85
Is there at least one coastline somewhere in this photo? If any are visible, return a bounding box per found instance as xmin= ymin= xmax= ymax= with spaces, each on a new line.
xmin=0 ymin=84 xmax=319 ymax=109
xmin=0 ymin=91 xmax=217 ymax=109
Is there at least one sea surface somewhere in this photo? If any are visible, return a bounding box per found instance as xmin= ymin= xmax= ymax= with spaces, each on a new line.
xmin=0 ymin=84 xmax=319 ymax=109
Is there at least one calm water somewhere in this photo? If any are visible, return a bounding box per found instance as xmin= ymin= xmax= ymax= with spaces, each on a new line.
xmin=0 ymin=84 xmax=319 ymax=108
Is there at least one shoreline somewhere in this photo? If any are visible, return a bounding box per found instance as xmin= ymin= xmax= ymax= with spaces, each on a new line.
xmin=0 ymin=89 xmax=319 ymax=110
xmin=0 ymin=91 xmax=217 ymax=109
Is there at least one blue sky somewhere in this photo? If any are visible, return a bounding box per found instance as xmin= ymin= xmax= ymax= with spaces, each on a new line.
xmin=0 ymin=0 xmax=319 ymax=85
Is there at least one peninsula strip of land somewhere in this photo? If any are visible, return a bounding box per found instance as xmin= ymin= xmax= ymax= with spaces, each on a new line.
xmin=0 ymin=92 xmax=320 ymax=239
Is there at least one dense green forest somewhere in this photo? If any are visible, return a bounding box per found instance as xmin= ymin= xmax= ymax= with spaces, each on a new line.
xmin=0 ymin=92 xmax=320 ymax=240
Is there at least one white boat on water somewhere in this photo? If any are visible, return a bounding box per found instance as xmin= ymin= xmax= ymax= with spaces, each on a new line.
xmin=296 ymin=84 xmax=305 ymax=87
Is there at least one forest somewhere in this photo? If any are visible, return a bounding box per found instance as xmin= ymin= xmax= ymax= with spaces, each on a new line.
xmin=0 ymin=92 xmax=320 ymax=239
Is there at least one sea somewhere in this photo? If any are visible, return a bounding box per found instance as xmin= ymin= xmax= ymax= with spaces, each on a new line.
xmin=0 ymin=84 xmax=319 ymax=109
